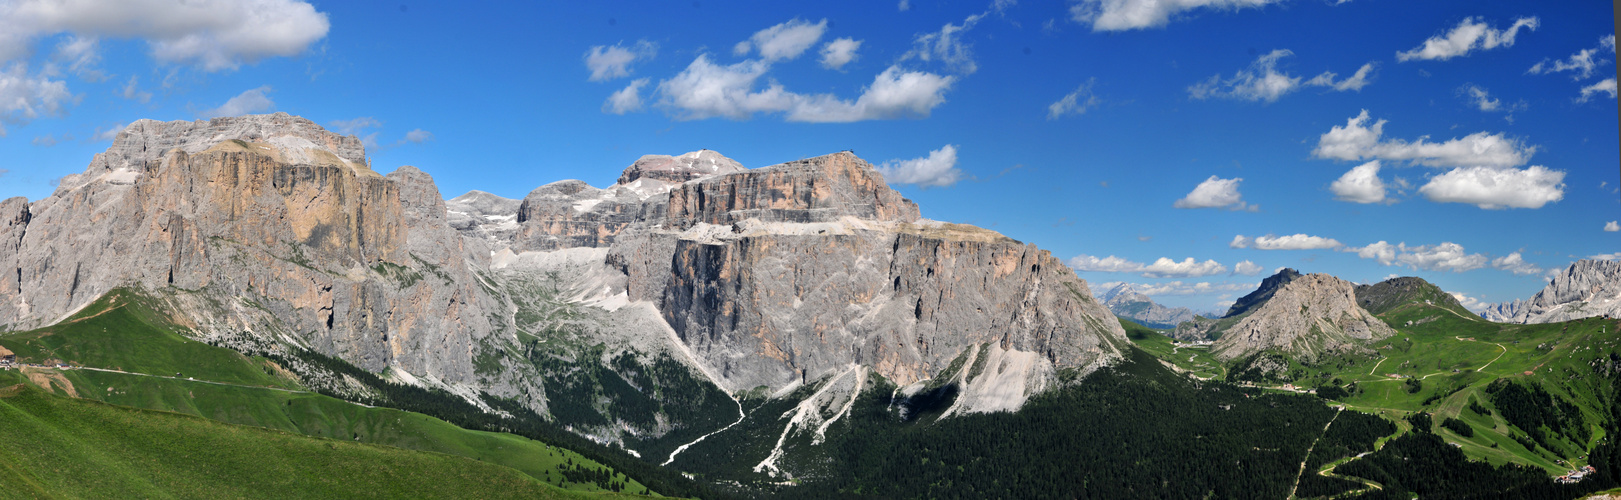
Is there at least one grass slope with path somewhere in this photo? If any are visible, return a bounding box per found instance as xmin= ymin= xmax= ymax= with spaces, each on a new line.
xmin=1133 ymin=294 xmax=1621 ymax=478
xmin=0 ymin=289 xmax=658 ymax=498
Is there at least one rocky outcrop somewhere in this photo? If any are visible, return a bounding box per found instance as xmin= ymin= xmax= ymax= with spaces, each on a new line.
xmin=1224 ymin=268 xmax=1301 ymax=318
xmin=1483 ymin=260 xmax=1621 ymax=324
xmin=665 ymin=152 xmax=921 ymax=228
xmin=1210 ymin=273 xmax=1394 ymax=362
xmin=657 ymin=222 xmax=1123 ymax=390
xmin=0 ymin=115 xmax=496 ymax=387
xmin=617 ymin=150 xmax=746 ymax=187
xmin=1102 ymin=283 xmax=1197 ymax=329
xmin=492 ymin=150 xmax=1125 ymax=397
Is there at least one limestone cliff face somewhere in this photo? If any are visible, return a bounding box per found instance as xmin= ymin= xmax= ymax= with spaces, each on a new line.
xmin=1483 ymin=260 xmax=1621 ymax=324
xmin=0 ymin=115 xmax=494 ymax=386
xmin=513 ymin=180 xmax=652 ymax=251
xmin=590 ymin=152 xmax=1123 ymax=393
xmin=664 ymin=152 xmax=921 ymax=227
xmin=495 ymin=151 xmax=1125 ymax=398
xmin=1210 ymin=273 xmax=1394 ymax=362
xmin=657 ymin=224 xmax=1122 ymax=390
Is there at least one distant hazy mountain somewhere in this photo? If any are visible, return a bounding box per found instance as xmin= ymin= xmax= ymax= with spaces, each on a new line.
xmin=1101 ymin=283 xmax=1197 ymax=329
xmin=1483 ymin=259 xmax=1621 ymax=324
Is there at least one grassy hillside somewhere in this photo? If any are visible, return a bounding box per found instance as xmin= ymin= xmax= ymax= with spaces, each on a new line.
xmin=1120 ymin=318 xmax=1225 ymax=379
xmin=0 ymin=374 xmax=612 ymax=499
xmin=1133 ymin=293 xmax=1621 ymax=477
xmin=0 ymin=290 xmax=299 ymax=389
xmin=0 ymin=290 xmax=656 ymax=497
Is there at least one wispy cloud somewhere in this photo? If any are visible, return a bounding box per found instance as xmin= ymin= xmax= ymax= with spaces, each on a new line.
xmin=1047 ymin=78 xmax=1099 ymax=119
xmin=199 ymin=85 xmax=274 ymax=118
xmin=1070 ymin=0 xmax=1289 ymax=32
xmin=585 ymin=40 xmax=658 ymax=82
xmin=1397 ymin=16 xmax=1539 ymax=62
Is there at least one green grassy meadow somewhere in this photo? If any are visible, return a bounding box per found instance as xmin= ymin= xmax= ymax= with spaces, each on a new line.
xmin=1130 ymin=298 xmax=1621 ymax=475
xmin=0 ymin=290 xmax=655 ymax=498
xmin=0 ymin=373 xmax=609 ymax=500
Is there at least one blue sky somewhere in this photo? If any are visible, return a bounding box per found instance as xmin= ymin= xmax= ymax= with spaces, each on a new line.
xmin=0 ymin=0 xmax=1615 ymax=312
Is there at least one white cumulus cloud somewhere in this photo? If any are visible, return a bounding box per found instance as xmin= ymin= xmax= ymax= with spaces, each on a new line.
xmin=1397 ymin=16 xmax=1539 ymax=62
xmin=1 ymin=0 xmax=329 ymax=71
xmin=786 ymin=66 xmax=956 ymax=122
xmin=199 ymin=85 xmax=273 ymax=118
xmin=1069 ymin=0 xmax=1288 ymax=32
xmin=735 ymin=18 xmax=826 ymax=62
xmin=1047 ymin=78 xmax=1099 ymax=119
xmin=1346 ymin=241 xmax=1487 ymax=272
xmin=1330 ymin=160 xmax=1388 ymax=204
xmin=1606 ymin=221 xmax=1619 ymax=232
xmin=819 ymin=38 xmax=862 ymax=70
xmin=1141 ymin=257 xmax=1229 ymax=278
xmin=1068 ymin=254 xmax=1146 ymax=273
xmin=1068 ymin=255 xmax=1228 ymax=278
xmin=585 ymin=40 xmax=657 ymax=82
xmin=1116 ymin=281 xmax=1259 ymax=296
xmin=1230 ymin=234 xmax=1343 ymax=250
xmin=877 ymin=144 xmax=962 ymax=188
xmin=0 ymin=63 xmax=72 ymax=137
xmin=656 ymin=56 xmax=788 ymax=120
xmin=1233 ymin=260 xmax=1264 ymax=276
xmin=1174 ymin=175 xmax=1252 ymax=210
xmin=1491 ymin=252 xmax=1543 ymax=275
xmin=655 ymin=55 xmax=954 ymax=123
xmin=1418 ymin=165 xmax=1565 ymax=209
xmin=1312 ymin=110 xmax=1533 ymax=169
xmin=1449 ymin=292 xmax=1491 ymax=313
xmin=603 ymin=78 xmax=649 ymax=115
xmin=1188 ymin=49 xmax=1300 ymax=103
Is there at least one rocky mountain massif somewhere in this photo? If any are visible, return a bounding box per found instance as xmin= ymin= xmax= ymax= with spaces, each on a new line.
xmin=1100 ymin=283 xmax=1198 ymax=329
xmin=0 ymin=114 xmax=1127 ymax=468
xmin=1171 ymin=269 xmax=1394 ymax=363
xmin=1483 ymin=259 xmax=1621 ymax=324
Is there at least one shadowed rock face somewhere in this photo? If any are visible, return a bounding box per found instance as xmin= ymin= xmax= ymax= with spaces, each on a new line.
xmin=1225 ymin=268 xmax=1302 ymax=318
xmin=1483 ymin=259 xmax=1621 ymax=324
xmin=0 ymin=115 xmax=496 ymax=386
xmin=657 ymin=229 xmax=1122 ymax=389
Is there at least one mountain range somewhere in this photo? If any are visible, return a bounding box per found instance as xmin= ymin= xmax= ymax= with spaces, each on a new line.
xmin=5 ymin=113 xmax=1621 ymax=498
xmin=1482 ymin=259 xmax=1621 ymax=324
